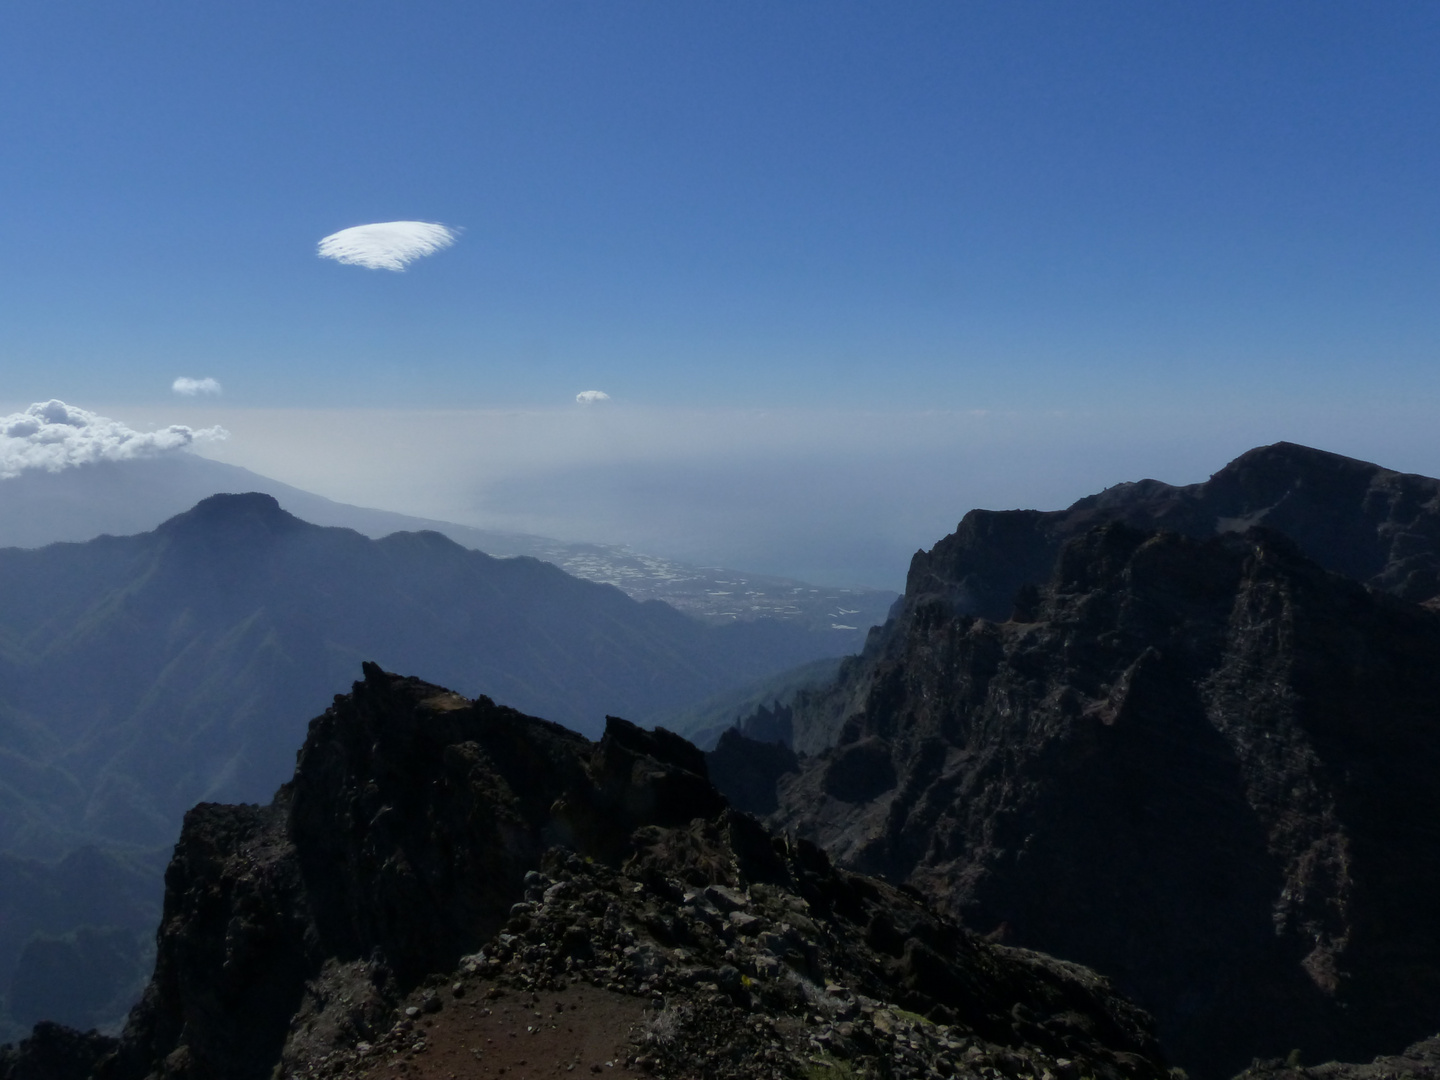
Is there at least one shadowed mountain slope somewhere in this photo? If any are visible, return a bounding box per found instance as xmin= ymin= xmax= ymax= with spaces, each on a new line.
xmin=769 ymin=520 xmax=1440 ymax=1078
xmin=700 ymin=446 xmax=1440 ymax=1077
xmin=0 ymin=493 xmax=860 ymax=859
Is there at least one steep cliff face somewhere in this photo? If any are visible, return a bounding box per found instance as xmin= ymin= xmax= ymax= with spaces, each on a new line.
xmin=784 ymin=441 xmax=1440 ymax=756
xmin=771 ymin=522 xmax=1440 ymax=1078
xmin=2 ymin=665 xmax=1171 ymax=1080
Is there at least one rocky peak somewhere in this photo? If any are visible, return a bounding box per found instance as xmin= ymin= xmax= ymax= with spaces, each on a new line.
xmin=145 ymin=491 xmax=324 ymax=596
xmin=0 ymin=666 xmax=1172 ymax=1080
xmin=153 ymin=492 xmax=305 ymax=541
xmin=904 ymin=442 xmax=1440 ymax=623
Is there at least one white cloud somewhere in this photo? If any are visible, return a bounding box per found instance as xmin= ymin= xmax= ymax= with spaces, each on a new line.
xmin=172 ymin=376 xmax=222 ymax=396
xmin=317 ymin=221 xmax=459 ymax=272
xmin=0 ymin=400 xmax=228 ymax=479
xmin=575 ymin=390 xmax=611 ymax=405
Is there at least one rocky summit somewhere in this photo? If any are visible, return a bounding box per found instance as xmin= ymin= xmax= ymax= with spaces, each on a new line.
xmin=765 ymin=518 xmax=1440 ymax=1079
xmin=1 ymin=665 xmax=1170 ymax=1080
xmin=903 ymin=441 xmax=1440 ymax=629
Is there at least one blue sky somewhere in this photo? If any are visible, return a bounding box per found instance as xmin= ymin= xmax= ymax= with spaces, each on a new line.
xmin=3 ymin=3 xmax=1440 ymax=585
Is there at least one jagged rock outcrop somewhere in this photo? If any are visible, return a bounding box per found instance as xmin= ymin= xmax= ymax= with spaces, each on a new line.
xmin=776 ymin=444 xmax=1440 ymax=759
xmin=704 ymin=727 xmax=799 ymax=815
xmin=94 ymin=662 xmax=727 ymax=1080
xmin=906 ymin=440 xmax=1440 ymax=625
xmin=733 ymin=700 xmax=797 ymax=747
xmin=770 ymin=521 xmax=1440 ymax=1078
xmin=753 ymin=439 xmax=1440 ymax=763
xmin=1 ymin=665 xmax=1171 ymax=1080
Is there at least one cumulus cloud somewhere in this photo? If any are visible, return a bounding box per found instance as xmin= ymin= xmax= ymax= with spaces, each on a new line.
xmin=317 ymin=221 xmax=459 ymax=271
xmin=172 ymin=376 xmax=222 ymax=396
xmin=575 ymin=390 xmax=611 ymax=405
xmin=0 ymin=400 xmax=228 ymax=479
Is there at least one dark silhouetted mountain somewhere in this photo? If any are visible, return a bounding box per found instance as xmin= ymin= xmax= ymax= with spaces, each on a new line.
xmin=1235 ymin=1036 xmax=1440 ymax=1080
xmin=704 ymin=727 xmax=799 ymax=815
xmin=907 ymin=441 xmax=1440 ymax=624
xmin=0 ymin=667 xmax=1168 ymax=1080
xmin=772 ymin=442 xmax=1440 ymax=757
xmin=769 ymin=519 xmax=1440 ymax=1078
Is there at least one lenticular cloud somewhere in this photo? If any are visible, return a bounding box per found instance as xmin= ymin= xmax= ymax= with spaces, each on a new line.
xmin=317 ymin=221 xmax=459 ymax=271
xmin=0 ymin=400 xmax=228 ymax=479
xmin=173 ymin=376 xmax=222 ymax=396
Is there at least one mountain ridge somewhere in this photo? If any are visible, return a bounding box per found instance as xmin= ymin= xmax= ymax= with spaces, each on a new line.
xmin=0 ymin=452 xmax=898 ymax=632
xmin=906 ymin=440 xmax=1440 ymax=625
xmin=744 ymin=442 xmax=1440 ymax=1077
xmin=0 ymin=492 xmax=862 ymax=854
xmin=0 ymin=493 xmax=876 ymax=1039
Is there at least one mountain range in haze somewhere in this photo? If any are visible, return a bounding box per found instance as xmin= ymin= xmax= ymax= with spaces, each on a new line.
xmin=0 ymin=451 xmax=897 ymax=635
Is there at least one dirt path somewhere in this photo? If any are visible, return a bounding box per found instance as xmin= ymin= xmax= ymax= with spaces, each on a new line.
xmin=357 ymin=982 xmax=650 ymax=1080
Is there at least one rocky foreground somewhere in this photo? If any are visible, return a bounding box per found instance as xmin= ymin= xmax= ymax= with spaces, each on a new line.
xmin=0 ymin=665 xmax=1168 ymax=1080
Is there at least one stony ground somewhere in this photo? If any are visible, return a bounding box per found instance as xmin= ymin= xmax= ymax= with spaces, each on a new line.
xmin=346 ymin=981 xmax=646 ymax=1080
xmin=1233 ymin=1038 xmax=1440 ymax=1080
xmin=285 ymin=836 xmax=1164 ymax=1080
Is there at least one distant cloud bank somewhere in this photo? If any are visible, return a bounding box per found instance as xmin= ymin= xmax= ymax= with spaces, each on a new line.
xmin=576 ymin=390 xmax=611 ymax=405
xmin=0 ymin=400 xmax=228 ymax=479
xmin=317 ymin=221 xmax=459 ymax=271
xmin=172 ymin=376 xmax=222 ymax=396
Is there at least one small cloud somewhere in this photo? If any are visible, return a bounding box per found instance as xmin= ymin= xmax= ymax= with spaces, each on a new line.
xmin=576 ymin=390 xmax=611 ymax=405
xmin=0 ymin=400 xmax=228 ymax=480
xmin=317 ymin=221 xmax=459 ymax=272
xmin=172 ymin=376 xmax=222 ymax=396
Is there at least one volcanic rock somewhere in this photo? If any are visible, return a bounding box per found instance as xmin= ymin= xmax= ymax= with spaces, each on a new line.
xmin=1233 ymin=1035 xmax=1440 ymax=1080
xmin=906 ymin=439 xmax=1440 ymax=627
xmin=0 ymin=666 xmax=1170 ymax=1080
xmin=770 ymin=520 xmax=1440 ymax=1078
xmin=704 ymin=728 xmax=799 ymax=815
